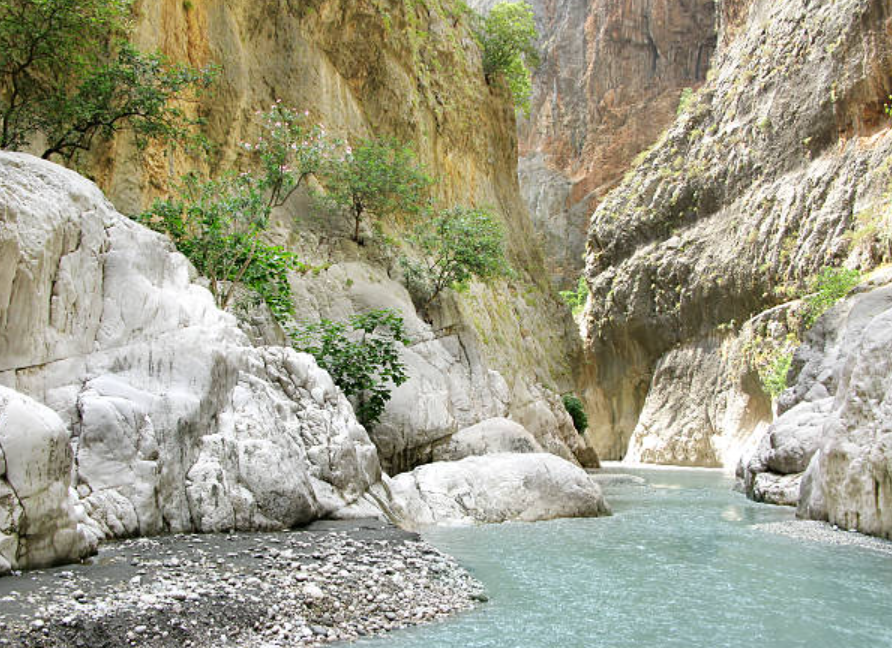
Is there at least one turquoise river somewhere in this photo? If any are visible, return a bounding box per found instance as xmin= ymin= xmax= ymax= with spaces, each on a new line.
xmin=355 ymin=466 xmax=892 ymax=648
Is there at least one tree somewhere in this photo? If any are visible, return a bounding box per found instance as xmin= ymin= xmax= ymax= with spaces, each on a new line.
xmin=478 ymin=1 xmax=539 ymax=114
xmin=139 ymin=171 xmax=305 ymax=320
xmin=315 ymin=137 xmax=432 ymax=243
xmin=139 ymin=103 xmax=328 ymax=320
xmin=0 ymin=0 xmax=214 ymax=161
xmin=290 ymin=310 xmax=409 ymax=430
xmin=400 ymin=206 xmax=509 ymax=309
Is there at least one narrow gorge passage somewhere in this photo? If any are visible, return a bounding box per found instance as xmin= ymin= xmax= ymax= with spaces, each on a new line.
xmin=353 ymin=467 xmax=892 ymax=648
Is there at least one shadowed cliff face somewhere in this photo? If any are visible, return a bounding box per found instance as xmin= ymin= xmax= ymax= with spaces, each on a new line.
xmin=471 ymin=0 xmax=717 ymax=288
xmin=582 ymin=0 xmax=892 ymax=461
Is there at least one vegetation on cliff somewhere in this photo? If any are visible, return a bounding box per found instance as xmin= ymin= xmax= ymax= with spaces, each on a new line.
xmin=0 ymin=0 xmax=214 ymax=161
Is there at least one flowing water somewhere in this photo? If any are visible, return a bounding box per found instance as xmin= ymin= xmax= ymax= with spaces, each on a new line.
xmin=355 ymin=466 xmax=892 ymax=648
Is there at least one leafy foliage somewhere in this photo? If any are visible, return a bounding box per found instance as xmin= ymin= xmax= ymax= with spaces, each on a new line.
xmin=760 ymin=351 xmax=792 ymax=400
xmin=400 ymin=206 xmax=509 ymax=309
xmin=562 ymin=394 xmax=588 ymax=434
xmin=139 ymin=172 xmax=305 ymax=320
xmin=559 ymin=276 xmax=588 ymax=316
xmin=478 ymin=1 xmax=539 ymax=114
xmin=139 ymin=103 xmax=329 ymax=320
xmin=245 ymin=101 xmax=337 ymax=210
xmin=291 ymin=310 xmax=409 ymax=430
xmin=0 ymin=0 xmax=215 ymax=161
xmin=803 ymin=266 xmax=861 ymax=327
xmin=315 ymin=137 xmax=432 ymax=243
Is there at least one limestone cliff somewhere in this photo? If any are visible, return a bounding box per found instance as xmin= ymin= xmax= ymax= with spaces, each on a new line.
xmin=582 ymin=0 xmax=892 ymax=462
xmin=470 ymin=0 xmax=716 ymax=288
xmin=86 ymin=0 xmax=589 ymax=473
xmin=737 ymin=270 xmax=892 ymax=539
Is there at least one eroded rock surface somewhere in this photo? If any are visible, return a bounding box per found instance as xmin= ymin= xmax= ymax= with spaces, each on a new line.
xmin=470 ymin=0 xmax=717 ymax=288
xmin=737 ymin=273 xmax=892 ymax=537
xmin=582 ymin=0 xmax=892 ymax=461
xmin=0 ymin=388 xmax=96 ymax=574
xmin=0 ymin=152 xmax=381 ymax=545
xmin=431 ymin=417 xmax=543 ymax=463
xmin=389 ymin=453 xmax=611 ymax=529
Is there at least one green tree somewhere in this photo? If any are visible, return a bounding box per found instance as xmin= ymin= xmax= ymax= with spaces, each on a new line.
xmin=479 ymin=1 xmax=539 ymax=114
xmin=559 ymin=276 xmax=588 ymax=316
xmin=316 ymin=137 xmax=432 ymax=243
xmin=139 ymin=171 xmax=305 ymax=319
xmin=139 ymin=104 xmax=328 ymax=319
xmin=400 ymin=206 xmax=509 ymax=309
xmin=0 ymin=0 xmax=214 ymax=161
xmin=291 ymin=309 xmax=409 ymax=430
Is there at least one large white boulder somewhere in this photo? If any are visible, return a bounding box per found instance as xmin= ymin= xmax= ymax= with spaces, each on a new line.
xmin=0 ymin=152 xmax=382 ymax=543
xmin=431 ymin=417 xmax=543 ymax=462
xmin=388 ymin=453 xmax=611 ymax=529
xmin=0 ymin=387 xmax=96 ymax=574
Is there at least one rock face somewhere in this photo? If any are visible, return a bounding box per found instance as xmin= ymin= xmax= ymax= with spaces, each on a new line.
xmin=582 ymin=0 xmax=892 ymax=462
xmin=0 ymin=388 xmax=96 ymax=574
xmin=0 ymin=152 xmax=382 ymax=545
xmin=388 ymin=453 xmax=611 ymax=529
xmin=623 ymin=332 xmax=771 ymax=468
xmin=471 ymin=0 xmax=717 ymax=288
xmin=740 ymin=274 xmax=892 ymax=538
xmin=88 ymin=0 xmax=592 ymax=476
xmin=431 ymin=417 xmax=543 ymax=462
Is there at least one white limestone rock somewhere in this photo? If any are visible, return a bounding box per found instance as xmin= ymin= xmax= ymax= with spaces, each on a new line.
xmin=431 ymin=417 xmax=543 ymax=462
xmin=388 ymin=453 xmax=611 ymax=529
xmin=740 ymin=276 xmax=892 ymax=536
xmin=0 ymin=387 xmax=96 ymax=573
xmin=288 ymin=260 xmax=584 ymax=472
xmin=0 ymin=152 xmax=383 ymax=544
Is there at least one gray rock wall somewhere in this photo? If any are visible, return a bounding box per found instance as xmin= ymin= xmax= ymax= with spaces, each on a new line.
xmin=582 ymin=0 xmax=892 ymax=462
xmin=741 ymin=272 xmax=892 ymax=538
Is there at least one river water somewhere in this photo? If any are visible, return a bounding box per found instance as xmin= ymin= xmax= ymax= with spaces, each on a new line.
xmin=355 ymin=466 xmax=892 ymax=648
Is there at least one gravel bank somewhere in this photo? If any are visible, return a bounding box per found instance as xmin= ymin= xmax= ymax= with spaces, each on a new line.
xmin=0 ymin=520 xmax=485 ymax=648
xmin=753 ymin=520 xmax=892 ymax=556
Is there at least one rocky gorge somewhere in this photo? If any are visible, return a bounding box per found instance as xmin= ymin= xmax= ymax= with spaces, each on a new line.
xmin=2 ymin=0 xmax=892 ymax=642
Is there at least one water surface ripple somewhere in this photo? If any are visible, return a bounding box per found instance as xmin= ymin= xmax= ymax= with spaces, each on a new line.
xmin=355 ymin=466 xmax=892 ymax=648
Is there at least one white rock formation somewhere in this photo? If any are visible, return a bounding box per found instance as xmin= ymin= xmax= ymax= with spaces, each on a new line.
xmin=288 ymin=261 xmax=588 ymax=472
xmin=0 ymin=387 xmax=96 ymax=574
xmin=740 ymin=273 xmax=892 ymax=538
xmin=0 ymin=152 xmax=382 ymax=545
xmin=431 ymin=417 xmax=543 ymax=462
xmin=388 ymin=453 xmax=611 ymax=529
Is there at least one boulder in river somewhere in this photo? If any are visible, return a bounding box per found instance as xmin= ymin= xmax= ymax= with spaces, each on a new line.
xmin=389 ymin=453 xmax=611 ymax=529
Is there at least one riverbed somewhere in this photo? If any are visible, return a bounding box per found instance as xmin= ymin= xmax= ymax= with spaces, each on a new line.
xmin=353 ymin=465 xmax=892 ymax=648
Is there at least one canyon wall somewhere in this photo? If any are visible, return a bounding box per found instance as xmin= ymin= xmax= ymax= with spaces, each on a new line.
xmin=470 ymin=0 xmax=717 ymax=289
xmin=84 ymin=0 xmax=590 ymax=473
xmin=582 ymin=0 xmax=892 ymax=463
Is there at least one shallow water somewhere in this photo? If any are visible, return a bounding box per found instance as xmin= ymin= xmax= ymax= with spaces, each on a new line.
xmin=356 ymin=466 xmax=892 ymax=648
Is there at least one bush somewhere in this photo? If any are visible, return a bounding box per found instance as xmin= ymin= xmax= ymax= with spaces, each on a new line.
xmin=290 ymin=310 xmax=409 ymax=430
xmin=676 ymin=87 xmax=695 ymax=116
xmin=559 ymin=276 xmax=588 ymax=316
xmin=478 ymin=1 xmax=540 ymax=114
xmin=315 ymin=137 xmax=432 ymax=243
xmin=760 ymin=351 xmax=792 ymax=399
xmin=803 ymin=266 xmax=861 ymax=327
xmin=0 ymin=0 xmax=215 ymax=161
xmin=562 ymin=394 xmax=588 ymax=434
xmin=140 ymin=103 xmax=326 ymax=320
xmin=139 ymin=171 xmax=305 ymax=320
xmin=400 ymin=206 xmax=509 ymax=309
